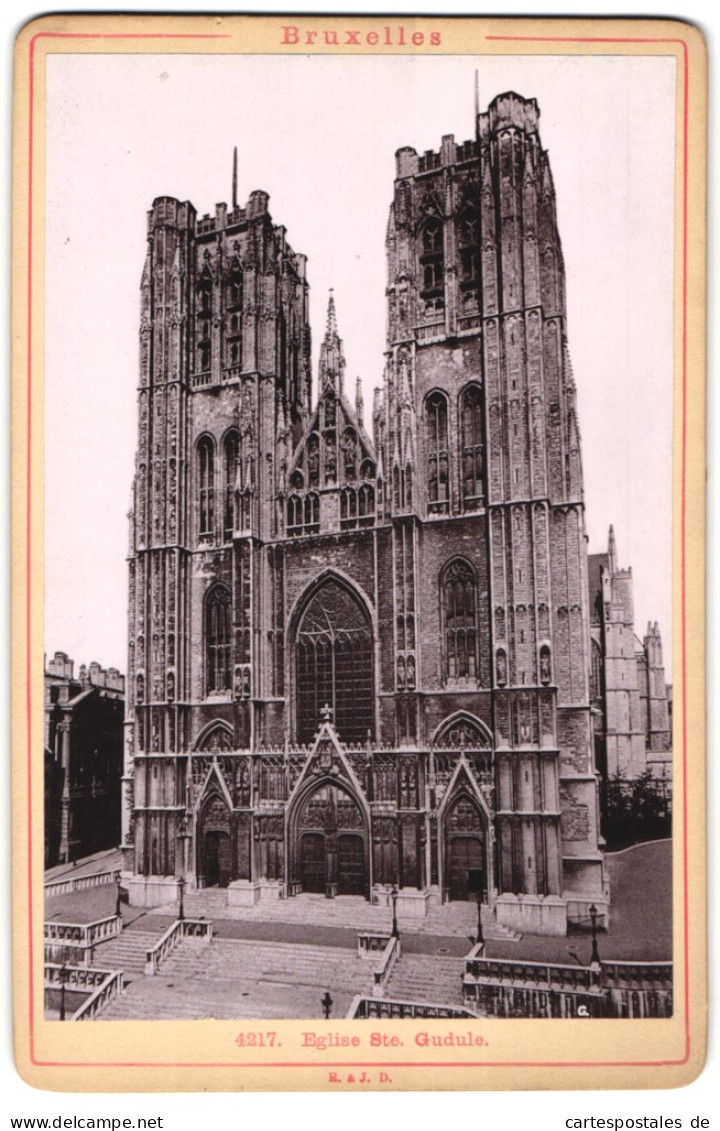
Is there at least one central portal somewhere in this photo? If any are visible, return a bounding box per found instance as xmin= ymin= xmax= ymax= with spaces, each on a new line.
xmin=295 ymin=782 xmax=368 ymax=899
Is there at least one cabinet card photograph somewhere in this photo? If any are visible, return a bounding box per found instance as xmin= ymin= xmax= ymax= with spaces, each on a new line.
xmin=12 ymin=14 xmax=707 ymax=1092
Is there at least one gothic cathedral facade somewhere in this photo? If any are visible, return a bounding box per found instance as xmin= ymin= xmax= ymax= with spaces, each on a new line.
xmin=123 ymin=93 xmax=608 ymax=936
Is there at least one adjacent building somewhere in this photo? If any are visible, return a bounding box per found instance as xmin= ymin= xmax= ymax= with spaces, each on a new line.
xmin=44 ymin=652 xmax=125 ymax=867
xmin=588 ymin=528 xmax=672 ymax=787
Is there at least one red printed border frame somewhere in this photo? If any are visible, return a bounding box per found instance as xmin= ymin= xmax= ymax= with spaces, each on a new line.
xmin=20 ymin=25 xmax=694 ymax=1076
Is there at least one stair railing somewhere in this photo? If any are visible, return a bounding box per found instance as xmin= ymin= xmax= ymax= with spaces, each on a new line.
xmin=145 ymin=918 xmax=213 ymax=976
xmin=71 ymin=970 xmax=124 ymax=1021
xmin=371 ymin=935 xmax=401 ymax=998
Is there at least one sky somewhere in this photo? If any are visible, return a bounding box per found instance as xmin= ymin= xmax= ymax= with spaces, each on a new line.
xmin=43 ymin=51 xmax=676 ymax=677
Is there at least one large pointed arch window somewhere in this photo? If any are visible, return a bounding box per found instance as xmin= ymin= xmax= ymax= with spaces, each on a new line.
xmin=425 ymin=391 xmax=449 ymax=512
xmin=206 ymin=584 xmax=232 ymax=694
xmin=197 ymin=436 xmax=215 ymax=537
xmin=460 ymin=384 xmax=484 ymax=509
xmin=295 ymin=580 xmax=373 ymax=746
xmin=442 ymin=559 xmax=478 ymax=681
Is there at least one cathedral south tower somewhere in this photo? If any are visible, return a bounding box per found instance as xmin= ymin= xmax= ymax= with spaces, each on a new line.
xmin=380 ymin=92 xmax=604 ymax=932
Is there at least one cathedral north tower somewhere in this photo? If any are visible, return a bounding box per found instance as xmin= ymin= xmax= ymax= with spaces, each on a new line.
xmin=125 ymin=188 xmax=311 ymax=886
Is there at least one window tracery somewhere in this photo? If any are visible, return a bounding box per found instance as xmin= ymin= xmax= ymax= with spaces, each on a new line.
xmin=425 ymin=391 xmax=449 ymax=512
xmin=420 ymin=216 xmax=444 ymax=298
xmin=295 ymin=580 xmax=373 ymax=746
xmin=441 ymin=559 xmax=478 ymax=680
xmin=197 ymin=437 xmax=215 ymax=537
xmin=223 ymin=430 xmax=240 ymax=540
xmin=205 ymin=584 xmax=232 ymax=695
xmin=460 ymin=384 xmax=484 ymax=509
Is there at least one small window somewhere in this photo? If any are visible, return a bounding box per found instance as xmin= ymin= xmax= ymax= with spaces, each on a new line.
xmin=420 ymin=217 xmax=444 ymax=300
xmin=197 ymin=437 xmax=215 ymax=537
xmin=460 ymin=384 xmax=483 ymax=509
xmin=425 ymin=391 xmax=449 ymax=513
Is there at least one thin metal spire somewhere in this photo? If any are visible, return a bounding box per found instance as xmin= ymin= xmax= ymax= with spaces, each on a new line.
xmin=232 ymin=146 xmax=238 ymax=210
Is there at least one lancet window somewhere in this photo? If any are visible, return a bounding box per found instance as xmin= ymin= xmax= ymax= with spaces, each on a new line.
xmin=205 ymin=584 xmax=232 ymax=695
xmin=420 ymin=217 xmax=444 ymax=298
xmin=458 ymin=208 xmax=480 ymax=286
xmin=223 ymin=430 xmax=240 ymax=540
xmin=460 ymin=384 xmax=484 ymax=509
xmin=425 ymin=391 xmax=449 ymax=512
xmin=197 ymin=436 xmax=215 ymax=537
xmin=287 ymin=492 xmax=319 ymax=537
xmin=225 ymin=268 xmax=243 ymax=370
xmin=441 ymin=559 xmax=478 ymax=681
xmin=196 ymin=267 xmax=212 ymax=372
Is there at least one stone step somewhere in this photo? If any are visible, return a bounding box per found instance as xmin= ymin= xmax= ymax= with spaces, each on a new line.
xmin=386 ymin=954 xmax=467 ymax=1008
xmin=157 ymin=891 xmax=520 ymax=940
xmin=92 ymin=930 xmax=163 ymax=975
xmin=98 ymin=936 xmax=373 ymax=1021
xmin=162 ymin=938 xmax=365 ymax=984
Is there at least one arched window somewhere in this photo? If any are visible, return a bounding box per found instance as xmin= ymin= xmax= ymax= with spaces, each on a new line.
xmin=197 ymin=268 xmax=212 ymax=372
xmin=287 ymin=494 xmax=302 ymax=537
xmin=441 ymin=559 xmax=478 ymax=680
xmin=304 ymin=492 xmax=320 ymax=533
xmin=340 ymin=487 xmax=357 ymax=529
xmin=420 ymin=217 xmax=444 ymax=298
xmin=458 ymin=208 xmax=479 ymax=285
xmin=425 ymin=391 xmax=449 ymax=512
xmin=223 ymin=431 xmax=240 ymax=540
xmin=197 ymin=437 xmax=215 ymax=537
xmin=460 ymin=384 xmax=484 ymax=509
xmin=358 ymin=484 xmax=374 ymax=525
xmin=295 ymin=580 xmax=373 ymax=745
xmin=205 ymin=585 xmax=232 ymax=694
xmin=227 ymin=268 xmax=243 ymax=309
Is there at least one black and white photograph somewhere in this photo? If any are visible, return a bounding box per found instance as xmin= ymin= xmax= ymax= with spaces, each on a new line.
xmin=41 ymin=48 xmax=676 ymax=1027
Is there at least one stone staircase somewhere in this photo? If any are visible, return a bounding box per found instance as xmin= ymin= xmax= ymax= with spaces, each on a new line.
xmin=157 ymin=890 xmax=520 ymax=940
xmin=92 ymin=928 xmax=160 ymax=977
xmin=385 ymin=953 xmax=467 ymax=1009
xmin=98 ymin=936 xmax=374 ymax=1021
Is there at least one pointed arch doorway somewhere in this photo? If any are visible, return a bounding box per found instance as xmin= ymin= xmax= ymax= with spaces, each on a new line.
xmin=197 ymin=793 xmax=232 ymax=888
xmin=443 ymin=793 xmax=489 ymax=903
xmin=293 ymin=781 xmax=369 ymax=899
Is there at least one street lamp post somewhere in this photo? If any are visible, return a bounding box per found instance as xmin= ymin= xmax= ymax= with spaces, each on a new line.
xmin=589 ymin=903 xmax=601 ymax=966
xmin=178 ymin=874 xmax=186 ymax=922
xmin=390 ymin=885 xmax=399 ymax=939
xmin=177 ymin=813 xmax=191 ymax=923
xmin=475 ymin=890 xmax=484 ymax=950
xmin=321 ymin=990 xmax=333 ymax=1019
xmin=58 ymin=948 xmax=70 ymax=1022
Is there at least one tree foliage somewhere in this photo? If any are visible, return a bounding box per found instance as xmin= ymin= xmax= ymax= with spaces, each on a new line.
xmin=600 ymin=769 xmax=671 ymax=850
